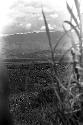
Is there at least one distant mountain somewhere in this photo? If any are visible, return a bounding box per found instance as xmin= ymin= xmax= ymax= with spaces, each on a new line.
xmin=2 ymin=31 xmax=73 ymax=61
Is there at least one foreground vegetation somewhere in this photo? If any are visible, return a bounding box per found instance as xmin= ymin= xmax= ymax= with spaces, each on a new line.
xmin=7 ymin=62 xmax=83 ymax=125
xmin=7 ymin=0 xmax=83 ymax=124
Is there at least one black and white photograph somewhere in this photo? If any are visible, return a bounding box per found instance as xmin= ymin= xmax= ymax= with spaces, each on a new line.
xmin=0 ymin=0 xmax=83 ymax=124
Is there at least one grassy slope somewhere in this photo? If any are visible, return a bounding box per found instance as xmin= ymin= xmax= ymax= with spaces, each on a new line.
xmin=2 ymin=31 xmax=72 ymax=59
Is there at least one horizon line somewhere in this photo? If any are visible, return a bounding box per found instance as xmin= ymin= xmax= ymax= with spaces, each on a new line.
xmin=0 ymin=30 xmax=63 ymax=37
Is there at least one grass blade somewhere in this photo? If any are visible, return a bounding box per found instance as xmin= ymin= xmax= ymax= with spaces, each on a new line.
xmin=74 ymin=0 xmax=80 ymax=20
xmin=42 ymin=9 xmax=52 ymax=50
xmin=42 ymin=9 xmax=55 ymax=63
xmin=64 ymin=21 xmax=80 ymax=40
xmin=62 ymin=24 xmax=77 ymax=50
xmin=54 ymin=28 xmax=72 ymax=52
xmin=66 ymin=2 xmax=79 ymax=29
xmin=42 ymin=9 xmax=63 ymax=105
xmin=59 ymin=47 xmax=72 ymax=62
xmin=54 ymin=26 xmax=78 ymax=52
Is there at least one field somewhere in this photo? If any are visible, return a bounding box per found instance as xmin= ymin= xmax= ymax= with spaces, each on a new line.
xmin=6 ymin=61 xmax=83 ymax=125
xmin=8 ymin=62 xmax=54 ymax=125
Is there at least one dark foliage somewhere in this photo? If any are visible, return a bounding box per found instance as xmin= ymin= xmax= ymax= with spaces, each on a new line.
xmin=30 ymin=88 xmax=57 ymax=109
xmin=8 ymin=62 xmax=83 ymax=125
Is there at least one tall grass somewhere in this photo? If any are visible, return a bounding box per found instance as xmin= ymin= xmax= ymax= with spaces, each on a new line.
xmin=41 ymin=0 xmax=83 ymax=124
xmin=42 ymin=8 xmax=63 ymax=107
xmin=65 ymin=0 xmax=83 ymax=67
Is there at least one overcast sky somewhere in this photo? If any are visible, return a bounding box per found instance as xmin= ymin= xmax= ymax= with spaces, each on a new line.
xmin=0 ymin=0 xmax=82 ymax=34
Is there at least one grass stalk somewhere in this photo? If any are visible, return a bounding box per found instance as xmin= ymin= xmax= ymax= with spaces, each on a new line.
xmin=42 ymin=8 xmax=63 ymax=106
xmin=42 ymin=9 xmax=55 ymax=64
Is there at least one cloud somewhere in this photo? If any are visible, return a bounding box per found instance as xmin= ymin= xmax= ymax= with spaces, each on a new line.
xmin=42 ymin=0 xmax=67 ymax=12
xmin=40 ymin=24 xmax=56 ymax=31
xmin=19 ymin=23 xmax=31 ymax=29
xmin=19 ymin=23 xmax=24 ymax=27
xmin=42 ymin=7 xmax=54 ymax=13
xmin=2 ymin=0 xmax=70 ymax=34
xmin=38 ymin=16 xmax=43 ymax=21
xmin=40 ymin=26 xmax=45 ymax=30
xmin=9 ymin=0 xmax=57 ymax=22
xmin=25 ymin=23 xmax=32 ymax=29
xmin=48 ymin=24 xmax=54 ymax=30
xmin=50 ymin=13 xmax=58 ymax=18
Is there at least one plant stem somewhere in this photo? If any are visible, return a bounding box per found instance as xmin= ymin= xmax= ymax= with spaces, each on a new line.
xmin=80 ymin=13 xmax=83 ymax=66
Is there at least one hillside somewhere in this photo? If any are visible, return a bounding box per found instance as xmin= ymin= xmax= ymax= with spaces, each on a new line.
xmin=1 ymin=31 xmax=72 ymax=61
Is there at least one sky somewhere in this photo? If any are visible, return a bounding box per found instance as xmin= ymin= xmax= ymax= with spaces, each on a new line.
xmin=0 ymin=0 xmax=72 ymax=34
xmin=0 ymin=0 xmax=82 ymax=35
